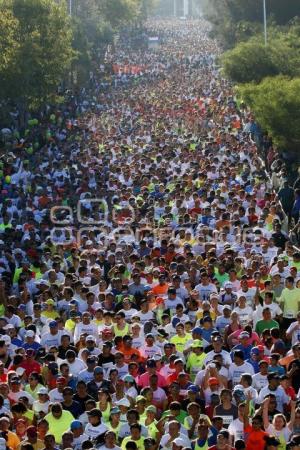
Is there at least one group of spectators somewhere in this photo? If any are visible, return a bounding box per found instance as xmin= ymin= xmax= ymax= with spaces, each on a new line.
xmin=0 ymin=17 xmax=300 ymax=450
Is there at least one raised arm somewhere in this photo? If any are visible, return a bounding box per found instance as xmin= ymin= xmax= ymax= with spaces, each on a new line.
xmin=262 ymin=397 xmax=271 ymax=430
xmin=288 ymin=400 xmax=297 ymax=430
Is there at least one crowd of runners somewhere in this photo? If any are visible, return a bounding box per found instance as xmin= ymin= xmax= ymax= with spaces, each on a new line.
xmin=0 ymin=17 xmax=300 ymax=450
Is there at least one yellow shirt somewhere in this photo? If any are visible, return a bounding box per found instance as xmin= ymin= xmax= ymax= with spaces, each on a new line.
xmin=170 ymin=333 xmax=192 ymax=353
xmin=122 ymin=436 xmax=145 ymax=450
xmin=45 ymin=410 xmax=74 ymax=443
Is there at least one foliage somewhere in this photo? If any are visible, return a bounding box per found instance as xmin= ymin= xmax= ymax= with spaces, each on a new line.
xmin=201 ymin=0 xmax=300 ymax=48
xmin=221 ymin=32 xmax=300 ymax=84
xmin=0 ymin=6 xmax=19 ymax=72
xmin=239 ymin=76 xmax=300 ymax=151
xmin=0 ymin=0 xmax=74 ymax=110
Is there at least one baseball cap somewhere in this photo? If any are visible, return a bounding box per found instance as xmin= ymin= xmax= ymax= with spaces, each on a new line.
xmin=94 ymin=366 xmax=104 ymax=374
xmin=86 ymin=335 xmax=96 ymax=342
xmin=208 ymin=377 xmax=219 ymax=386
xmin=192 ymin=327 xmax=202 ymax=335
xmin=251 ymin=348 xmax=260 ymax=355
xmin=45 ymin=299 xmax=55 ymax=306
xmin=115 ymin=398 xmax=130 ymax=407
xmin=224 ymin=282 xmax=233 ymax=289
xmin=187 ymin=385 xmax=199 ymax=394
xmin=191 ymin=340 xmax=204 ymax=348
xmin=70 ymin=420 xmax=82 ymax=431
xmin=87 ymin=408 xmax=102 ymax=417
xmin=56 ymin=377 xmax=67 ymax=384
xmin=25 ymin=330 xmax=35 ymax=338
xmin=239 ymin=331 xmax=250 ymax=339
xmin=123 ymin=375 xmax=134 ymax=382
xmin=37 ymin=387 xmax=48 ymax=395
xmin=49 ymin=320 xmax=58 ymax=328
xmin=110 ymin=407 xmax=121 ymax=415
xmin=212 ymin=335 xmax=223 ymax=342
xmin=146 ymin=405 xmax=157 ymax=414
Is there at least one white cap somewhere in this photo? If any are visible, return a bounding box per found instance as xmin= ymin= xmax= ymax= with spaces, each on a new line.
xmin=25 ymin=330 xmax=35 ymax=338
xmin=37 ymin=387 xmax=49 ymax=395
xmin=115 ymin=398 xmax=130 ymax=407
xmin=224 ymin=282 xmax=233 ymax=289
xmin=86 ymin=335 xmax=96 ymax=342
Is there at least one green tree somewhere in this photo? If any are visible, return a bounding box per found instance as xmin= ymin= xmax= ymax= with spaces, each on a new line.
xmin=201 ymin=0 xmax=300 ymax=48
xmin=240 ymin=76 xmax=300 ymax=151
xmin=221 ymin=33 xmax=300 ymax=84
xmin=0 ymin=6 xmax=19 ymax=72
xmin=0 ymin=0 xmax=74 ymax=113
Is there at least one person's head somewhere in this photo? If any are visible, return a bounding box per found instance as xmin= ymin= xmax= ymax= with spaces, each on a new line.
xmin=168 ymin=420 xmax=181 ymax=437
xmin=87 ymin=408 xmax=102 ymax=426
xmin=51 ymin=403 xmax=63 ymax=419
xmin=61 ymin=431 xmax=73 ymax=449
xmin=233 ymin=350 xmax=245 ymax=366
xmin=44 ymin=434 xmax=56 ymax=449
xmin=262 ymin=307 xmax=272 ymax=320
xmin=216 ymin=430 xmax=230 ymax=450
xmin=268 ymin=373 xmax=280 ymax=389
xmin=70 ymin=420 xmax=83 ymax=438
xmin=273 ymin=413 xmax=287 ymax=431
xmin=130 ymin=423 xmax=141 ymax=440
xmin=104 ymin=430 xmax=117 ymax=448
xmin=264 ymin=435 xmax=280 ymax=450
xmin=220 ymin=389 xmax=232 ymax=404
xmin=251 ymin=415 xmax=263 ymax=431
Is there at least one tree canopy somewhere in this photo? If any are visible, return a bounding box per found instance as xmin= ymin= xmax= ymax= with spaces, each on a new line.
xmin=240 ymin=76 xmax=300 ymax=151
xmin=201 ymin=0 xmax=300 ymax=48
xmin=0 ymin=0 xmax=74 ymax=110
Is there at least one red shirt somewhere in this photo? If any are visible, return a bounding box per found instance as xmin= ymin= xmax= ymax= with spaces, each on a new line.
xmin=244 ymin=425 xmax=268 ymax=450
xmin=20 ymin=360 xmax=41 ymax=377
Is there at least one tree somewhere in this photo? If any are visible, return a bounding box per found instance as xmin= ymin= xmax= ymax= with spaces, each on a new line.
xmin=0 ymin=0 xmax=74 ymax=113
xmin=99 ymin=0 xmax=142 ymax=30
xmin=201 ymin=0 xmax=300 ymax=48
xmin=240 ymin=76 xmax=300 ymax=151
xmin=0 ymin=6 xmax=19 ymax=72
xmin=221 ymin=33 xmax=300 ymax=84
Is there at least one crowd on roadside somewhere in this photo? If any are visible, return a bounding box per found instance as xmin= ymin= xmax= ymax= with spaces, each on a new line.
xmin=0 ymin=17 xmax=300 ymax=450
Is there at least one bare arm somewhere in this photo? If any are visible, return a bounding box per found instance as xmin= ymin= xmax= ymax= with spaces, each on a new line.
xmin=262 ymin=397 xmax=270 ymax=430
xmin=288 ymin=400 xmax=297 ymax=430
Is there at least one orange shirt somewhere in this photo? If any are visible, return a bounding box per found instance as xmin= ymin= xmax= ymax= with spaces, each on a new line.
xmin=244 ymin=425 xmax=268 ymax=450
xmin=152 ymin=283 xmax=169 ymax=296
xmin=120 ymin=346 xmax=143 ymax=364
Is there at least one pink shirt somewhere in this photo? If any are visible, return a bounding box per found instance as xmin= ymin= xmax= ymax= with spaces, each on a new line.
xmin=137 ymin=371 xmax=167 ymax=388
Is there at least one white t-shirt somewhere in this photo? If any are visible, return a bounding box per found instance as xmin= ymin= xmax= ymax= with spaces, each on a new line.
xmin=84 ymin=422 xmax=108 ymax=439
xmin=286 ymin=321 xmax=300 ymax=345
xmin=252 ymin=373 xmax=268 ymax=391
xmin=228 ymin=362 xmax=254 ymax=386
xmin=266 ymin=424 xmax=291 ymax=444
xmin=48 ymin=388 xmax=64 ymax=403
xmin=63 ymin=358 xmax=87 ymax=374
xmin=236 ymin=288 xmax=256 ymax=306
xmin=233 ymin=306 xmax=253 ymax=326
xmin=204 ymin=350 xmax=232 ymax=367
xmin=228 ymin=418 xmax=244 ymax=442
xmin=160 ymin=433 xmax=191 ymax=450
xmin=194 ymin=283 xmax=218 ymax=300
xmin=40 ymin=331 xmax=63 ymax=350
xmin=257 ymin=386 xmax=289 ymax=412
